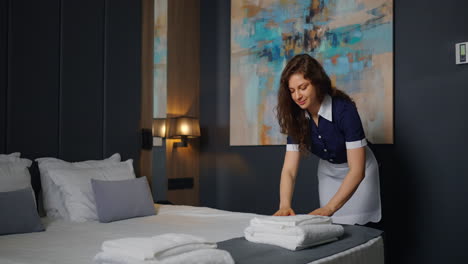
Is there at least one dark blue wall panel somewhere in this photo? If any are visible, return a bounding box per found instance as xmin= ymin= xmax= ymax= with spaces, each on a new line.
xmin=7 ymin=0 xmax=60 ymax=158
xmin=104 ymin=0 xmax=141 ymax=163
xmin=59 ymin=0 xmax=105 ymax=161
xmin=2 ymin=0 xmax=142 ymax=194
xmin=0 ymin=0 xmax=7 ymax=153
xmin=391 ymin=1 xmax=468 ymax=263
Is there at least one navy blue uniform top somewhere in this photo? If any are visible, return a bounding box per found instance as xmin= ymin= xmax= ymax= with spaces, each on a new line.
xmin=286 ymin=95 xmax=367 ymax=164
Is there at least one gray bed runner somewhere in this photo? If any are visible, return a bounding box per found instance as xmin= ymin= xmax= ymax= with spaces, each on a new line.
xmin=217 ymin=225 xmax=383 ymax=264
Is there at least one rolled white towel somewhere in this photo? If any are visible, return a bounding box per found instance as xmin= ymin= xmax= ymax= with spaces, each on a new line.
xmin=101 ymin=233 xmax=216 ymax=261
xmin=94 ymin=248 xmax=234 ymax=264
xmin=244 ymin=224 xmax=344 ymax=251
xmin=250 ymin=214 xmax=332 ymax=228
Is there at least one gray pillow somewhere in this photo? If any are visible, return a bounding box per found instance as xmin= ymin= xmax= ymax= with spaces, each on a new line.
xmin=91 ymin=176 xmax=156 ymax=223
xmin=0 ymin=188 xmax=45 ymax=235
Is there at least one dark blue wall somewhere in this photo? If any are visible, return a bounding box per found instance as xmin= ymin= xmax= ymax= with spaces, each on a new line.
xmin=0 ymin=0 xmax=142 ymax=192
xmin=200 ymin=0 xmax=468 ymax=263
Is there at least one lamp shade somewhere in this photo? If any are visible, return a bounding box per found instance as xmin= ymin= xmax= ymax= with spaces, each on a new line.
xmin=152 ymin=118 xmax=167 ymax=138
xmin=167 ymin=116 xmax=200 ymax=138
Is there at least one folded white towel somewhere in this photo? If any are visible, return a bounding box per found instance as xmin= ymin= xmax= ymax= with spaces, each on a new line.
xmin=250 ymin=214 xmax=332 ymax=228
xmin=101 ymin=233 xmax=216 ymax=261
xmin=94 ymin=248 xmax=234 ymax=264
xmin=244 ymin=224 xmax=344 ymax=251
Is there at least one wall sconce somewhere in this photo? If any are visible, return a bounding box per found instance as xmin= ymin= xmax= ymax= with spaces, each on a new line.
xmin=167 ymin=116 xmax=200 ymax=147
xmin=142 ymin=118 xmax=167 ymax=149
xmin=152 ymin=118 xmax=168 ymax=138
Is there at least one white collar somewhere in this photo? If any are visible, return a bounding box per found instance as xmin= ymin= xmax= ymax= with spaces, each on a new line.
xmin=304 ymin=94 xmax=332 ymax=122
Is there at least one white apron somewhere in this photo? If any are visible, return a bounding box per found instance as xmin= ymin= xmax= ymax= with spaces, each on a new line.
xmin=317 ymin=146 xmax=381 ymax=225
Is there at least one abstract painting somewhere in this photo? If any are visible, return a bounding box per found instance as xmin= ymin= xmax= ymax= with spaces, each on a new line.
xmin=231 ymin=0 xmax=393 ymax=145
xmin=153 ymin=0 xmax=167 ymax=119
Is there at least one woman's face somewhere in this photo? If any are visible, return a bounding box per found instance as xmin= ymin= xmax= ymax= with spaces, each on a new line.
xmin=288 ymin=73 xmax=319 ymax=111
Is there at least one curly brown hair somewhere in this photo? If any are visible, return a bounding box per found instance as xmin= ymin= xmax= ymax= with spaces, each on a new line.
xmin=276 ymin=54 xmax=353 ymax=155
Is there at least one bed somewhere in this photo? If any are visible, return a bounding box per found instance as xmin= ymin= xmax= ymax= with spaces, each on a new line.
xmin=0 ymin=152 xmax=384 ymax=264
xmin=0 ymin=204 xmax=383 ymax=264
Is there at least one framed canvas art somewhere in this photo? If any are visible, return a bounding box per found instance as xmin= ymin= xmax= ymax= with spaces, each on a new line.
xmin=154 ymin=0 xmax=167 ymax=119
xmin=231 ymin=0 xmax=393 ymax=145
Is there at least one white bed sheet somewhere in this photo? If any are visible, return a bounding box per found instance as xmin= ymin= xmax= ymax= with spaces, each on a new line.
xmin=0 ymin=205 xmax=383 ymax=264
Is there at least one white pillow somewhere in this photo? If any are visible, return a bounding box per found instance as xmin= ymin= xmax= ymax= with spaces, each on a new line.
xmin=0 ymin=158 xmax=33 ymax=192
xmin=47 ymin=160 xmax=135 ymax=222
xmin=0 ymin=152 xmax=21 ymax=162
xmin=0 ymin=158 xmax=36 ymax=205
xmin=36 ymin=153 xmax=122 ymax=219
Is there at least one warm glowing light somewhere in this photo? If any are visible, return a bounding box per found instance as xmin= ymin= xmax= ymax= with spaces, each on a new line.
xmin=152 ymin=118 xmax=167 ymax=138
xmin=180 ymin=123 xmax=189 ymax=134
xmin=165 ymin=116 xmax=200 ymax=140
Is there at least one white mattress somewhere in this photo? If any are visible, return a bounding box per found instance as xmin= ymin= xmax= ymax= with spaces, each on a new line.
xmin=0 ymin=205 xmax=383 ymax=264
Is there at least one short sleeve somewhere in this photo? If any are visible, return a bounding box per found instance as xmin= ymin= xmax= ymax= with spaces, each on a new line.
xmin=339 ymin=101 xmax=367 ymax=149
xmin=286 ymin=136 xmax=299 ymax=152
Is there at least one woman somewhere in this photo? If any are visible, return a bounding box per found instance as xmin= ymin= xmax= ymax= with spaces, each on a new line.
xmin=274 ymin=54 xmax=381 ymax=225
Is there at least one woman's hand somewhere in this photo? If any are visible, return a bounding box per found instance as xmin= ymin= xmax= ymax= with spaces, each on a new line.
xmin=308 ymin=206 xmax=334 ymax=216
xmin=276 ymin=151 xmax=300 ymax=217
xmin=273 ymin=207 xmax=296 ymax=216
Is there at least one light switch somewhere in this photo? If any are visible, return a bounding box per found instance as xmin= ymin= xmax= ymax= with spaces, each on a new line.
xmin=455 ymin=42 xmax=468 ymax=64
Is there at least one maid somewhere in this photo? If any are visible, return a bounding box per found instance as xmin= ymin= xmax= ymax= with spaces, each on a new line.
xmin=274 ymin=54 xmax=381 ymax=225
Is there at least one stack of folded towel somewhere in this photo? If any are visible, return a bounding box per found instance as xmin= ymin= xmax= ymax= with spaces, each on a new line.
xmin=94 ymin=233 xmax=234 ymax=264
xmin=244 ymin=214 xmax=344 ymax=251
